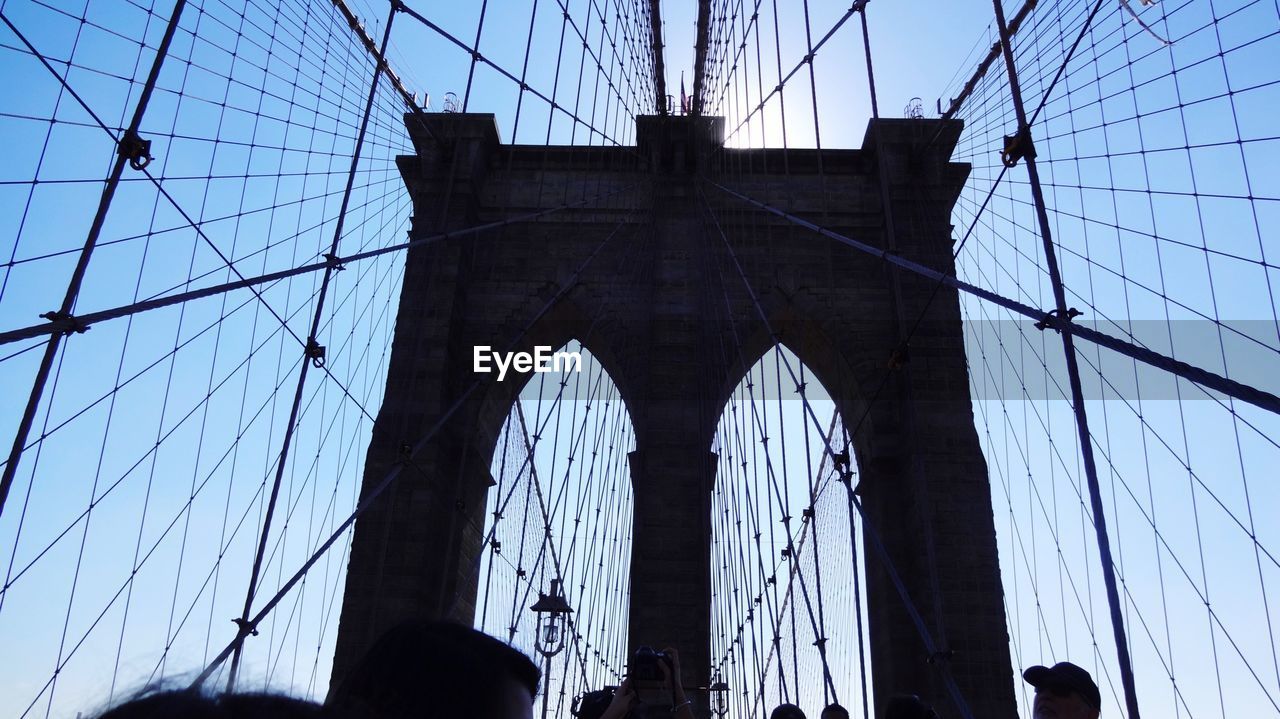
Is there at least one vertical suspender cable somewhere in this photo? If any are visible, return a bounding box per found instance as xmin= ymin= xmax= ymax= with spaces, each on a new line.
xmin=854 ymin=0 xmax=878 ymax=119
xmin=700 ymin=183 xmax=977 ymax=719
xmin=855 ymin=0 xmax=953 ymax=669
xmin=990 ymin=2 xmax=1141 ymax=716
xmin=839 ymin=451 xmax=872 ymax=719
xmin=462 ymin=0 xmax=491 ymax=110
xmin=225 ymin=1 xmax=400 ymax=689
xmin=0 ymin=0 xmax=189 ymax=520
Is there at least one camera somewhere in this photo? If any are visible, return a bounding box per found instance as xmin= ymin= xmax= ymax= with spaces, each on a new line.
xmin=572 ymin=686 xmax=617 ymax=719
xmin=629 ymin=646 xmax=673 ymax=683
xmin=630 ymin=646 xmax=676 ymax=710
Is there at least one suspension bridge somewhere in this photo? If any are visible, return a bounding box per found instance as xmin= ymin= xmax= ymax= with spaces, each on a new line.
xmin=0 ymin=0 xmax=1277 ymax=718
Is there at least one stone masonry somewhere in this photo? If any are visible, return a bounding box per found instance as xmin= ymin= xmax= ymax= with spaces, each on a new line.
xmin=329 ymin=112 xmax=1017 ymax=719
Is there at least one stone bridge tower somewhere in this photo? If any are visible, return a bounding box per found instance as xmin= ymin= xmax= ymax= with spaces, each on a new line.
xmin=330 ymin=112 xmax=1016 ymax=719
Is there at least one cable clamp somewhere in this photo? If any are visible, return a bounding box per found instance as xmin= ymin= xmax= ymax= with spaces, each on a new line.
xmin=40 ymin=310 xmax=89 ymax=334
xmin=832 ymin=446 xmax=851 ymax=473
xmin=118 ymin=129 xmax=153 ymax=170
xmin=231 ymin=617 xmax=259 ymax=638
xmin=305 ymin=338 xmax=327 ymax=368
xmin=1034 ymin=307 xmax=1081 ymax=332
xmin=323 ymin=252 xmax=346 ymax=271
xmin=1001 ymin=124 xmax=1036 ymax=168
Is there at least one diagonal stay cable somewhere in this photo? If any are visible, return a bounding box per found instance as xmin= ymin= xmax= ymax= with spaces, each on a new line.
xmin=0 ymin=184 xmax=638 ymax=347
xmin=697 ymin=182 xmax=978 ymax=719
xmin=722 ymin=4 xmax=860 ymax=144
xmin=0 ymin=0 xmax=403 ymax=523
xmin=0 ymin=190 xmax=410 ymax=482
xmin=190 ymin=203 xmax=639 ymax=687
xmin=395 ymin=2 xmax=629 ymax=146
xmin=705 ymin=181 xmax=1280 ymax=417
xmin=225 ymin=4 xmax=401 ymax=686
xmin=0 ymin=0 xmax=188 ymax=521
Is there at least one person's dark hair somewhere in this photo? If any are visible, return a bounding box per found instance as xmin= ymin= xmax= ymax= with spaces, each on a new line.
xmin=94 ymin=689 xmax=320 ymax=719
xmin=326 ymin=619 xmax=541 ymax=719
xmin=820 ymin=702 xmax=850 ymax=719
xmin=770 ymin=703 xmax=808 ymax=719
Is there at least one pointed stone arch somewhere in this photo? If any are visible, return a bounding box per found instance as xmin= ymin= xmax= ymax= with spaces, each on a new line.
xmin=333 ymin=112 xmax=1016 ymax=719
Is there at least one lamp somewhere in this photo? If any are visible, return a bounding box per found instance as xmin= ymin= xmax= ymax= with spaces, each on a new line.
xmin=530 ymin=579 xmax=573 ymax=719
xmin=710 ymin=679 xmax=730 ymax=716
xmin=530 ymin=578 xmax=573 ymax=658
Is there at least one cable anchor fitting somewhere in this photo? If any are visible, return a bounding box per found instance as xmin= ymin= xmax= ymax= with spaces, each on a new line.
xmin=1000 ymin=125 xmax=1037 ymax=168
xmin=39 ymin=310 xmax=89 ymax=335
xmin=1034 ymin=307 xmax=1082 ymax=332
xmin=305 ymin=339 xmax=327 ymax=368
xmin=118 ymin=129 xmax=153 ymax=171
xmin=231 ymin=617 xmax=259 ymax=638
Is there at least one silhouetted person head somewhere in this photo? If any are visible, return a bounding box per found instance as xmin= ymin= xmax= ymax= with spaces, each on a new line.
xmin=885 ymin=695 xmax=938 ymax=719
xmin=94 ymin=689 xmax=320 ymax=719
xmin=820 ymin=702 xmax=850 ymax=719
xmin=1023 ymin=662 xmax=1101 ymax=719
xmin=326 ymin=619 xmax=540 ymax=719
xmin=770 ymin=703 xmax=807 ymax=719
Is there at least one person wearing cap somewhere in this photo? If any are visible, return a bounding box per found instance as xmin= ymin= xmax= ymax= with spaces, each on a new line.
xmin=1023 ymin=661 xmax=1102 ymax=719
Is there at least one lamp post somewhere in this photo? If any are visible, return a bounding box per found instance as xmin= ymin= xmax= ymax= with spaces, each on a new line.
xmin=531 ymin=578 xmax=573 ymax=719
xmin=709 ymin=679 xmax=729 ymax=717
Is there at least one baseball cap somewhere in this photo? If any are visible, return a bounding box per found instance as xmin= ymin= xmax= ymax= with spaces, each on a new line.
xmin=1023 ymin=662 xmax=1101 ymax=710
